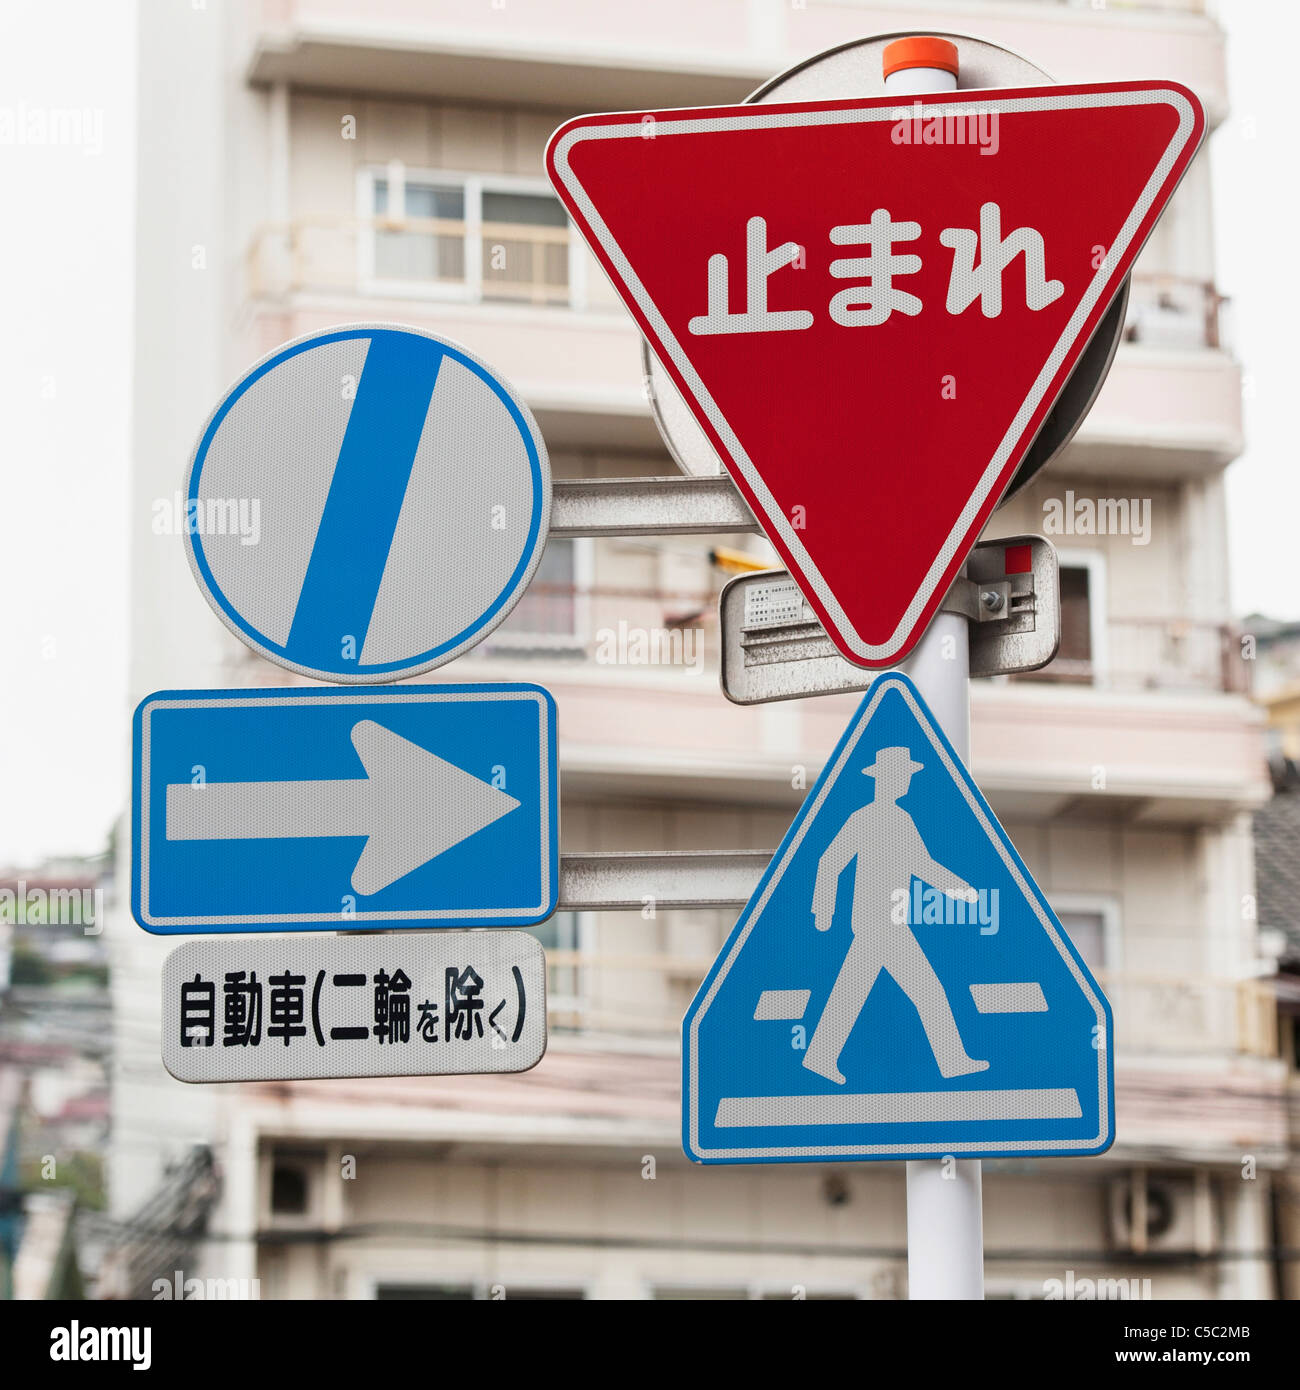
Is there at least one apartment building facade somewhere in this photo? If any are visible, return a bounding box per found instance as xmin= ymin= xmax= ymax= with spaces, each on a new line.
xmin=110 ymin=0 xmax=1284 ymax=1299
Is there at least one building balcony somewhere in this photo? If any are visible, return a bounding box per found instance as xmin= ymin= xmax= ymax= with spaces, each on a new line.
xmin=227 ymin=1022 xmax=1288 ymax=1171
xmin=539 ymin=959 xmax=1287 ymax=1162
xmin=485 ymin=664 xmax=1268 ymax=823
xmin=443 ymin=577 xmax=1269 ymax=820
xmin=242 ymin=216 xmax=658 ymax=454
xmin=1070 ymin=274 xmax=1241 ymax=479
xmin=243 ymin=0 xmax=1227 ymax=124
xmin=219 ymin=566 xmax=1268 ymax=820
xmin=242 ymin=216 xmax=1240 ymax=472
xmin=972 ymin=680 xmax=1268 ymax=825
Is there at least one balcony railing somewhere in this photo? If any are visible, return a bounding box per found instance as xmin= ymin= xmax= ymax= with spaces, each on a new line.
xmin=1023 ymin=616 xmax=1251 ymax=695
xmin=246 ymin=219 xmax=1228 ymax=349
xmin=219 ymin=571 xmax=1247 ymax=698
xmin=1041 ymin=0 xmax=1208 ymax=10
xmin=1125 ymin=272 xmax=1229 ymax=352
xmin=247 ymin=214 xmax=573 ymax=306
xmin=545 ymin=951 xmax=1278 ymax=1060
xmin=486 ymin=581 xmax=720 ymax=664
xmin=486 ymin=584 xmax=1250 ymax=696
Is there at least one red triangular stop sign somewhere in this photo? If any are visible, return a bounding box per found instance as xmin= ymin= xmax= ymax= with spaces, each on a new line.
xmin=548 ymin=82 xmax=1204 ymax=667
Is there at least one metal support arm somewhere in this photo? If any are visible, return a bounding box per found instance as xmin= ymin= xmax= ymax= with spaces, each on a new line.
xmin=550 ymin=475 xmax=758 ymax=538
xmin=558 ymin=850 xmax=770 ymax=911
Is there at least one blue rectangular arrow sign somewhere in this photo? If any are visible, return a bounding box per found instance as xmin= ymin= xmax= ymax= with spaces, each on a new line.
xmin=132 ymin=684 xmax=558 ymax=933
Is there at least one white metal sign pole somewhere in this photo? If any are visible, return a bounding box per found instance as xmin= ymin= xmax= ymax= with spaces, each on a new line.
xmin=883 ymin=37 xmax=986 ymax=1302
xmin=904 ymin=610 xmax=985 ymax=1300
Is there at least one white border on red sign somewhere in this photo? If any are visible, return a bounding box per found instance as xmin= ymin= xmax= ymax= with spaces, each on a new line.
xmin=551 ymin=88 xmax=1199 ymax=665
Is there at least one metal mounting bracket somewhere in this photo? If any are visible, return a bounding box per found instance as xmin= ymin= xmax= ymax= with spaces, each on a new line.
xmin=719 ymin=534 xmax=1061 ymax=704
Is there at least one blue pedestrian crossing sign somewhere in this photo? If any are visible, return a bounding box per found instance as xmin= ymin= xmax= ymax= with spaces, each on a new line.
xmin=132 ymin=683 xmax=558 ymax=933
xmin=183 ymin=325 xmax=550 ymax=683
xmin=683 ymin=673 xmax=1113 ymax=1164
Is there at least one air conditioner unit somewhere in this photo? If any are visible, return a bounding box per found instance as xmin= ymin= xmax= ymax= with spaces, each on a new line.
xmin=1108 ymin=1172 xmax=1217 ymax=1255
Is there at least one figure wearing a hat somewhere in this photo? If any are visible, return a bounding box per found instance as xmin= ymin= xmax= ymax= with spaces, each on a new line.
xmin=803 ymin=744 xmax=988 ymax=1085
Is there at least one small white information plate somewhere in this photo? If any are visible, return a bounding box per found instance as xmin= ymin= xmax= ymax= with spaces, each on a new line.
xmin=162 ymin=931 xmax=546 ymax=1082
xmin=742 ymin=576 xmax=813 ymax=630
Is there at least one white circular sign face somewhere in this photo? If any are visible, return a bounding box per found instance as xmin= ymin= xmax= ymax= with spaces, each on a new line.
xmin=183 ymin=324 xmax=551 ymax=683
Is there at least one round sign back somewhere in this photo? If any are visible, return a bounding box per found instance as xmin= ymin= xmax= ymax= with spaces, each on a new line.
xmin=642 ymin=32 xmax=1128 ymax=503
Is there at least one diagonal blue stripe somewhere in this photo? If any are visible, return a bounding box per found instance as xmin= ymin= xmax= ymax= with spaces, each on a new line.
xmin=286 ymin=330 xmax=443 ymax=668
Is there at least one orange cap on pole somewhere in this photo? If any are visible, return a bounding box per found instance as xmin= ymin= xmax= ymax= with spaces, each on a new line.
xmin=882 ymin=37 xmax=959 ymax=81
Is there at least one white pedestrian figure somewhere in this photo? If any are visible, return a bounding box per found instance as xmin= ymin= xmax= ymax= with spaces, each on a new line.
xmin=803 ymin=745 xmax=989 ymax=1085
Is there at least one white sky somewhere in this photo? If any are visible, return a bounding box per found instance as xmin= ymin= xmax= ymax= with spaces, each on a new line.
xmin=0 ymin=0 xmax=1294 ymax=866
xmin=0 ymin=0 xmax=135 ymax=866
xmin=1214 ymin=0 xmax=1300 ymax=621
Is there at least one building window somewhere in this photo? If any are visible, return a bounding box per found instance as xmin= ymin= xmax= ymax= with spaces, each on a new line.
xmin=530 ymin=910 xmax=586 ymax=1027
xmin=270 ymin=1163 xmax=309 ymax=1216
xmin=374 ymin=1282 xmax=584 ymax=1299
xmin=654 ymin=1286 xmax=750 ymax=1300
xmin=496 ymin=1287 xmax=586 ymax=1300
xmin=362 ymin=167 xmax=578 ymax=306
xmin=487 ymin=538 xmax=591 ymax=652
xmin=375 ymin=1285 xmax=474 ymax=1300
xmin=1051 ymin=895 xmax=1121 ymax=974
xmin=1058 ymin=566 xmax=1093 ymax=672
xmin=1284 ymin=1014 xmax=1300 ymax=1072
xmin=373 ymin=178 xmax=466 ymax=284
xmin=481 ymin=189 xmax=570 ymax=303
xmin=654 ymin=1284 xmax=860 ymax=1300
xmin=1056 ymin=909 xmax=1106 ymax=972
xmin=1020 ymin=551 xmax=1106 ymax=686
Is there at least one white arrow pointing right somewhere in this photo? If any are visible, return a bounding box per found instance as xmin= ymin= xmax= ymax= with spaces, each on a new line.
xmin=165 ymin=719 xmax=521 ymax=896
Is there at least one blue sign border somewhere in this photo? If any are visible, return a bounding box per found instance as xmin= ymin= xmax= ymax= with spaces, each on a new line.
xmin=682 ymin=673 xmax=1115 ymax=1164
xmin=132 ymin=682 xmax=559 ymax=934
xmin=184 ymin=325 xmax=549 ymax=682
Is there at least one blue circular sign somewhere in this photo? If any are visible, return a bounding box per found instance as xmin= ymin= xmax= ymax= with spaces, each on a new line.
xmin=183 ymin=324 xmax=551 ymax=683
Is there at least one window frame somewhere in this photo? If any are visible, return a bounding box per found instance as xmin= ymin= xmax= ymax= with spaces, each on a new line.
xmin=1050 ymin=891 xmax=1123 ymax=973
xmin=531 ymin=908 xmax=592 ymax=1027
xmin=261 ymin=1150 xmax=321 ymax=1230
xmin=364 ymin=1274 xmax=591 ymax=1301
xmin=357 ymin=164 xmax=586 ymax=308
xmin=486 ymin=536 xmax=594 ymax=653
xmin=650 ymin=1279 xmax=867 ymax=1300
xmin=1055 ymin=547 xmax=1109 ymax=686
